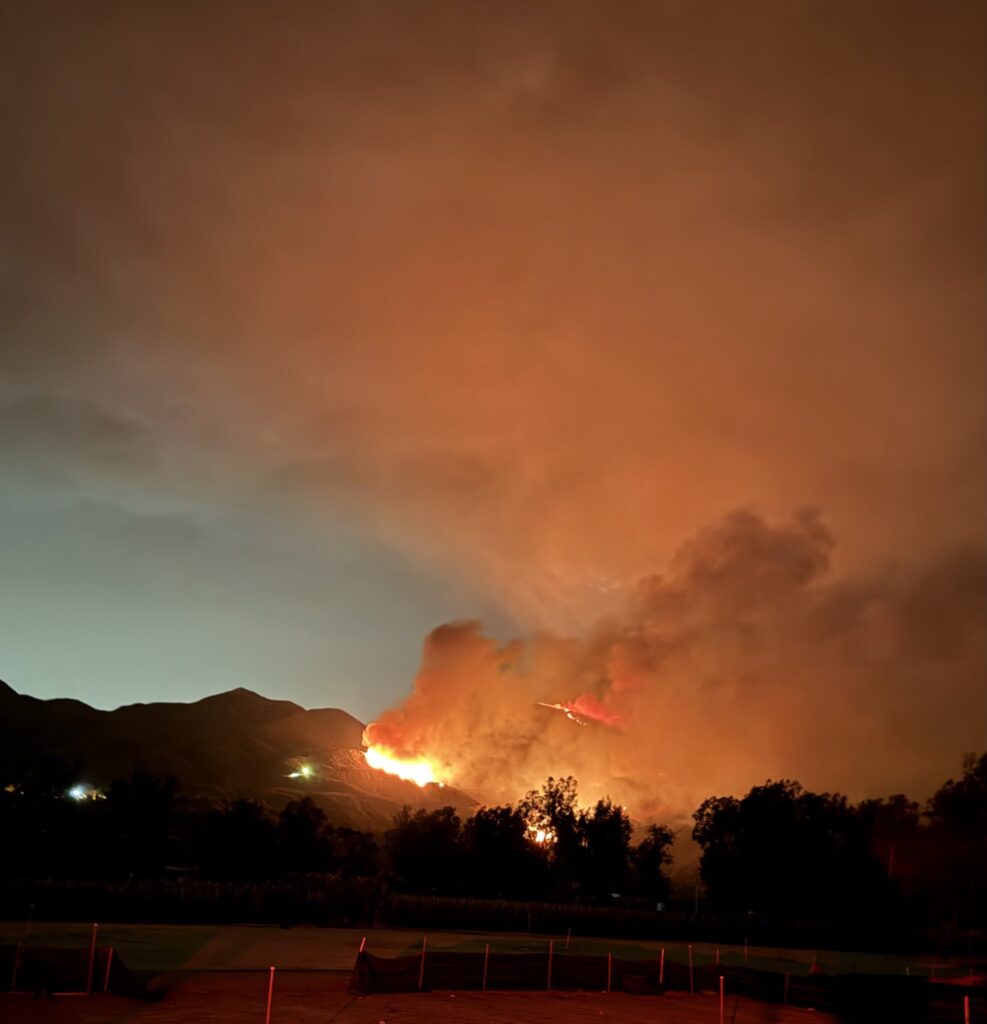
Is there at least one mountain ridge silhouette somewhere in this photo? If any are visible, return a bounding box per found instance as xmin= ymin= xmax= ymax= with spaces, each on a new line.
xmin=0 ymin=679 xmax=473 ymax=830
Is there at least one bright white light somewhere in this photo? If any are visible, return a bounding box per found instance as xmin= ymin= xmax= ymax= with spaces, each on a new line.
xmin=68 ymin=784 xmax=89 ymax=801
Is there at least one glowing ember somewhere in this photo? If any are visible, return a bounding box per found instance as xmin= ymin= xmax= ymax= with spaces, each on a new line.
xmin=365 ymin=745 xmax=440 ymax=787
xmin=527 ymin=825 xmax=556 ymax=845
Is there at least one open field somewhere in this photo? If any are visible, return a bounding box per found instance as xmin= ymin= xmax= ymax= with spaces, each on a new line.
xmin=0 ymin=921 xmax=980 ymax=1023
xmin=0 ymin=920 xmax=978 ymax=977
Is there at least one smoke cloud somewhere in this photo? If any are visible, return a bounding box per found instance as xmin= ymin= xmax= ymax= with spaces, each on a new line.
xmin=367 ymin=509 xmax=986 ymax=820
xmin=2 ymin=3 xmax=984 ymax=773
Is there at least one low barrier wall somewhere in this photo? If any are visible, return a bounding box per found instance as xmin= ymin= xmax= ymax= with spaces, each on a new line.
xmin=349 ymin=948 xmax=987 ymax=1022
xmin=0 ymin=943 xmax=143 ymax=997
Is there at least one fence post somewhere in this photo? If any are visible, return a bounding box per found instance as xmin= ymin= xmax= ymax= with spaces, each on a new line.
xmin=659 ymin=948 xmax=665 ymax=986
xmin=103 ymin=947 xmax=114 ymax=993
xmin=719 ymin=975 xmax=724 ymax=1024
xmin=358 ymin=936 xmax=366 ymax=954
xmin=11 ymin=945 xmax=22 ymax=992
xmin=265 ymin=966 xmax=275 ymax=1024
xmin=688 ymin=944 xmax=694 ymax=995
xmin=86 ymin=923 xmax=99 ymax=994
xmin=418 ymin=936 xmax=427 ymax=991
xmin=482 ymin=943 xmax=490 ymax=992
xmin=607 ymin=953 xmax=612 ymax=993
xmin=964 ymin=994 xmax=970 ymax=1024
xmin=547 ymin=939 xmax=554 ymax=991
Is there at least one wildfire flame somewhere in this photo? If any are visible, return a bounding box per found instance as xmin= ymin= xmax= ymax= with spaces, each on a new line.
xmin=364 ymin=745 xmax=442 ymax=787
xmin=528 ymin=825 xmax=556 ymax=845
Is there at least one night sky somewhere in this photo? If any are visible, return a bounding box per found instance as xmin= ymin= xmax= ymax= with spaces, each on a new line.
xmin=1 ymin=3 xmax=983 ymax=800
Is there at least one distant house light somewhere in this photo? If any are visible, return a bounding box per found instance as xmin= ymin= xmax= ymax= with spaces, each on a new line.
xmin=65 ymin=783 xmax=104 ymax=802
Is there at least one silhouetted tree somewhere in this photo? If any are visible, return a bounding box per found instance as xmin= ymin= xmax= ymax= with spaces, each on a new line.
xmin=693 ymin=779 xmax=891 ymax=921
xmin=462 ymin=804 xmax=544 ymax=898
xmin=579 ymin=798 xmax=632 ymax=900
xmin=928 ymin=753 xmax=987 ymax=837
xmin=203 ymin=800 xmax=277 ymax=879
xmin=385 ymin=806 xmax=462 ymax=893
xmin=520 ymin=776 xmax=582 ymax=896
xmin=105 ymin=770 xmax=177 ymax=877
xmin=855 ymin=794 xmax=920 ymax=886
xmin=923 ymin=753 xmax=987 ymax=926
xmin=631 ymin=824 xmax=675 ymax=907
xmin=0 ymin=755 xmax=86 ymax=876
xmin=277 ymin=797 xmax=333 ymax=873
xmin=332 ymin=826 xmax=380 ymax=877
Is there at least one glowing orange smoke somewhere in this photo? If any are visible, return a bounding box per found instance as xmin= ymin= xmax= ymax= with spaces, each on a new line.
xmin=364 ymin=745 xmax=442 ymax=787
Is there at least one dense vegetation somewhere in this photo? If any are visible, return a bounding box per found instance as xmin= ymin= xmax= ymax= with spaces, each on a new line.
xmin=1 ymin=753 xmax=984 ymax=939
xmin=692 ymin=755 xmax=987 ymax=931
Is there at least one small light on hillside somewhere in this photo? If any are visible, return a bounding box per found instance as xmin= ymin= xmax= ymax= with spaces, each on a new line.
xmin=67 ymin=784 xmax=103 ymax=802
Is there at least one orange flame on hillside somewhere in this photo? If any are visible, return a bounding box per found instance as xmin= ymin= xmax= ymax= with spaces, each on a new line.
xmin=364 ymin=745 xmax=443 ymax=788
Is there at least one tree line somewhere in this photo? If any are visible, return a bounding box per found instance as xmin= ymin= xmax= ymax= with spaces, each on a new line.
xmin=0 ymin=752 xmax=983 ymax=929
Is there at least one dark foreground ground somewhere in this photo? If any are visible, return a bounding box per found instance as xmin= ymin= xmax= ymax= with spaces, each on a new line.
xmin=0 ymin=974 xmax=833 ymax=1024
xmin=2 ymin=920 xmax=975 ymax=1023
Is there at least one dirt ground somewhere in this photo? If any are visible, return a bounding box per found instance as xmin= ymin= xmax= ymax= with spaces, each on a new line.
xmin=0 ymin=919 xmax=964 ymax=1023
xmin=1 ymin=971 xmax=834 ymax=1024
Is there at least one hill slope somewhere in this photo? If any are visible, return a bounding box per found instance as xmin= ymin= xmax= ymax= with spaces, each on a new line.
xmin=0 ymin=680 xmax=473 ymax=830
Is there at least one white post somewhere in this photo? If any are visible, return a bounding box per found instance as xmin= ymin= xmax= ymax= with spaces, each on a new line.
xmin=607 ymin=952 xmax=612 ymax=993
xmin=358 ymin=936 xmax=366 ymax=953
xmin=964 ymin=993 xmax=970 ymax=1024
xmin=418 ymin=936 xmax=427 ymax=991
xmin=688 ymin=944 xmax=694 ymax=995
xmin=546 ymin=939 xmax=554 ymax=991
xmin=103 ymin=947 xmax=114 ymax=993
xmin=719 ymin=975 xmax=724 ymax=1024
xmin=482 ymin=943 xmax=490 ymax=991
xmin=86 ymin=923 xmax=99 ymax=994
xmin=659 ymin=948 xmax=665 ymax=986
xmin=264 ymin=966 xmax=275 ymax=1024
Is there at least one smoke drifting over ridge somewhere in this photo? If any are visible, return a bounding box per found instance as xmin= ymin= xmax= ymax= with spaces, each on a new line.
xmin=367 ymin=509 xmax=986 ymax=819
xmin=1 ymin=2 xmax=984 ymax=773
